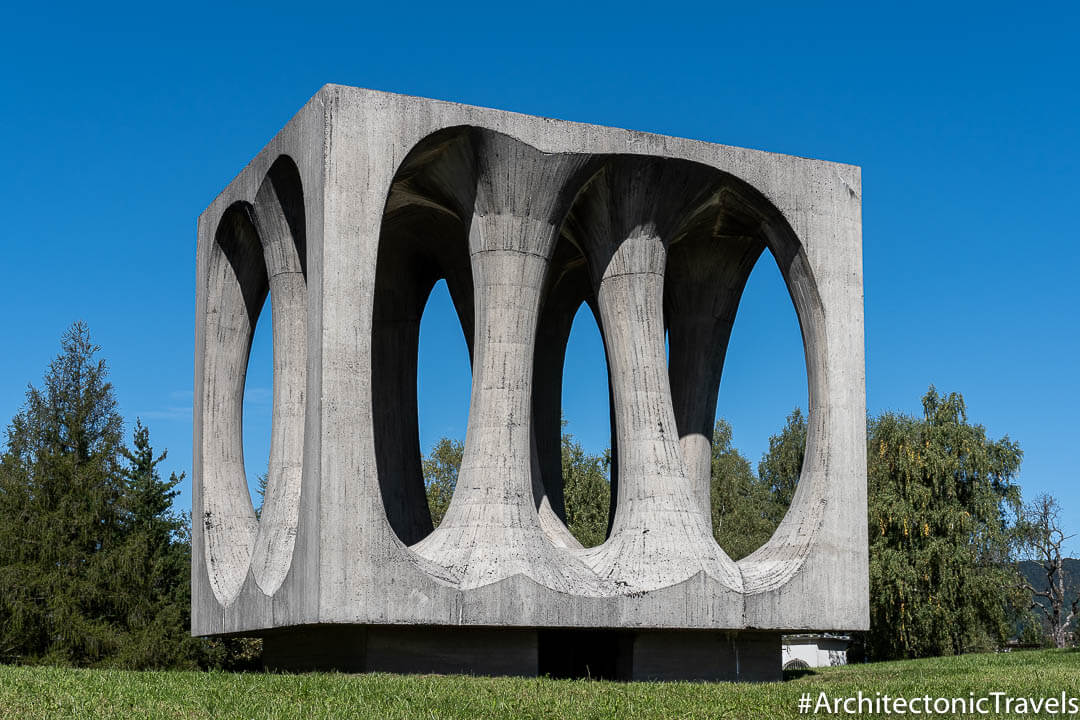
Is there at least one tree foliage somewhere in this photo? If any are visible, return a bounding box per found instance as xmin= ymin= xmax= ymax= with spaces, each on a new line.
xmin=710 ymin=419 xmax=778 ymax=560
xmin=423 ymin=437 xmax=463 ymax=528
xmin=110 ymin=420 xmax=205 ymax=668
xmin=713 ymin=391 xmax=1035 ymax=661
xmin=0 ymin=323 xmax=129 ymax=665
xmin=0 ymin=326 xmax=1054 ymax=668
xmin=865 ymin=387 xmax=1024 ymax=659
xmin=0 ymin=323 xmax=210 ymax=668
xmin=560 ymin=430 xmax=610 ymax=548
xmin=422 ymin=428 xmax=611 ymax=548
xmin=757 ymin=408 xmax=807 ymax=510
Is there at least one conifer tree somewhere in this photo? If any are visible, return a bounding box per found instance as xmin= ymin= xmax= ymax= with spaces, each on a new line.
xmin=0 ymin=322 xmax=127 ymax=665
xmin=0 ymin=323 xmax=210 ymax=668
xmin=112 ymin=420 xmax=202 ymax=668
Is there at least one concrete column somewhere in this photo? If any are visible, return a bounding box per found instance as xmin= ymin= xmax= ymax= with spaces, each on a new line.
xmin=571 ymin=161 xmax=742 ymax=594
xmin=410 ymin=134 xmax=603 ymax=593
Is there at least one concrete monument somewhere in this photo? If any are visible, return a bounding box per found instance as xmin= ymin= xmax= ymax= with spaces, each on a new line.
xmin=193 ymin=85 xmax=867 ymax=681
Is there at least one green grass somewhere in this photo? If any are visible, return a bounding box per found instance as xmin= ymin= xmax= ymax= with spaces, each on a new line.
xmin=0 ymin=649 xmax=1076 ymax=719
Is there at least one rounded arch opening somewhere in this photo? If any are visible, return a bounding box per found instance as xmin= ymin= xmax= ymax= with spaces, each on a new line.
xmin=370 ymin=130 xmax=830 ymax=593
xmin=247 ymin=155 xmax=308 ymax=596
xmin=556 ymin=302 xmax=613 ymax=549
xmin=417 ymin=279 xmax=472 ymax=530
xmin=201 ymin=154 xmax=308 ymax=604
xmin=661 ymin=170 xmax=829 ymax=585
xmin=707 ymin=246 xmax=808 ymax=561
xmin=372 ymin=126 xmax=475 ymax=547
xmin=201 ymin=200 xmax=266 ymax=604
xmin=242 ymin=289 xmax=273 ymax=513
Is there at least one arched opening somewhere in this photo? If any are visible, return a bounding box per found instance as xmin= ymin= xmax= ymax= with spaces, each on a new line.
xmin=417 ymin=279 xmax=472 ymax=529
xmin=710 ymin=248 xmax=808 ymax=561
xmin=201 ymin=201 xmax=266 ymax=604
xmin=660 ymin=172 xmax=823 ymax=571
xmin=200 ymin=156 xmax=308 ymax=604
xmin=372 ymin=126 xmax=475 ymax=547
xmin=557 ymin=303 xmax=612 ymax=548
xmin=371 ymin=238 xmax=472 ymax=545
xmin=242 ymin=294 xmax=273 ymax=514
xmin=248 ymin=155 xmax=308 ymax=596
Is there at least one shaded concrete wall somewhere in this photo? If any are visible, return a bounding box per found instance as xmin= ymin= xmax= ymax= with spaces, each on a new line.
xmin=193 ymin=85 xmax=866 ymax=640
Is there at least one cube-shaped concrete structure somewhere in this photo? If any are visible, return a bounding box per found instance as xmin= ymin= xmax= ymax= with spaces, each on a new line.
xmin=193 ymin=85 xmax=867 ymax=680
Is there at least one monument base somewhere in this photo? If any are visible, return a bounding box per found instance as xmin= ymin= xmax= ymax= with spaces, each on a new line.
xmin=262 ymin=626 xmax=781 ymax=681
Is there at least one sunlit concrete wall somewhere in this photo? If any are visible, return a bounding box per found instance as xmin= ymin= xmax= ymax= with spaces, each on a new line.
xmin=192 ymin=86 xmax=866 ymax=678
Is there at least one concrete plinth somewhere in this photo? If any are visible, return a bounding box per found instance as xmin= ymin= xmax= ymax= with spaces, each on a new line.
xmin=263 ymin=626 xmax=780 ymax=681
xmin=264 ymin=626 xmax=538 ymax=676
xmin=629 ymin=631 xmax=781 ymax=682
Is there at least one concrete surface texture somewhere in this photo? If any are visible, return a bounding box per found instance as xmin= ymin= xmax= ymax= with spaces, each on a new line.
xmin=193 ymin=86 xmax=867 ymax=678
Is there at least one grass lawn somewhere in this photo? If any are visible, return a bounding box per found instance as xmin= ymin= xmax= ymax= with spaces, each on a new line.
xmin=0 ymin=649 xmax=1076 ymax=719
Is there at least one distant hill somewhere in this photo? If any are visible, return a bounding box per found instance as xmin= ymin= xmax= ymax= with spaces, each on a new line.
xmin=1018 ymin=558 xmax=1080 ymax=633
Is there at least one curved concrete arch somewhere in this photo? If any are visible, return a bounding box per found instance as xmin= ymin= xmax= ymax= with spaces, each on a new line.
xmin=659 ymin=169 xmax=832 ymax=593
xmin=372 ymin=125 xmax=608 ymax=569
xmin=734 ymin=212 xmax=830 ymax=594
xmin=248 ymin=155 xmax=308 ymax=596
xmin=372 ymin=213 xmax=474 ymax=545
xmin=370 ymin=128 xmax=833 ymax=597
xmin=372 ymin=126 xmax=478 ymax=547
xmin=200 ymin=156 xmax=310 ymax=605
xmin=659 ymin=171 xmax=831 ymax=593
xmin=201 ymin=201 xmax=266 ymax=605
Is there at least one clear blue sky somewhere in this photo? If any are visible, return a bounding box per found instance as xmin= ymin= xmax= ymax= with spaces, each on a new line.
xmin=2 ymin=2 xmax=1076 ymax=553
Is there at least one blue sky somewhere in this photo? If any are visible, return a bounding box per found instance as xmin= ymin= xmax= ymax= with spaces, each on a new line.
xmin=1 ymin=2 xmax=1076 ymax=553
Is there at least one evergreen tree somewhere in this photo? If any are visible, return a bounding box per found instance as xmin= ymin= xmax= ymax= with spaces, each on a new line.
xmin=111 ymin=420 xmax=203 ymax=668
xmin=0 ymin=323 xmax=212 ymax=669
xmin=0 ymin=322 xmax=127 ymax=665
